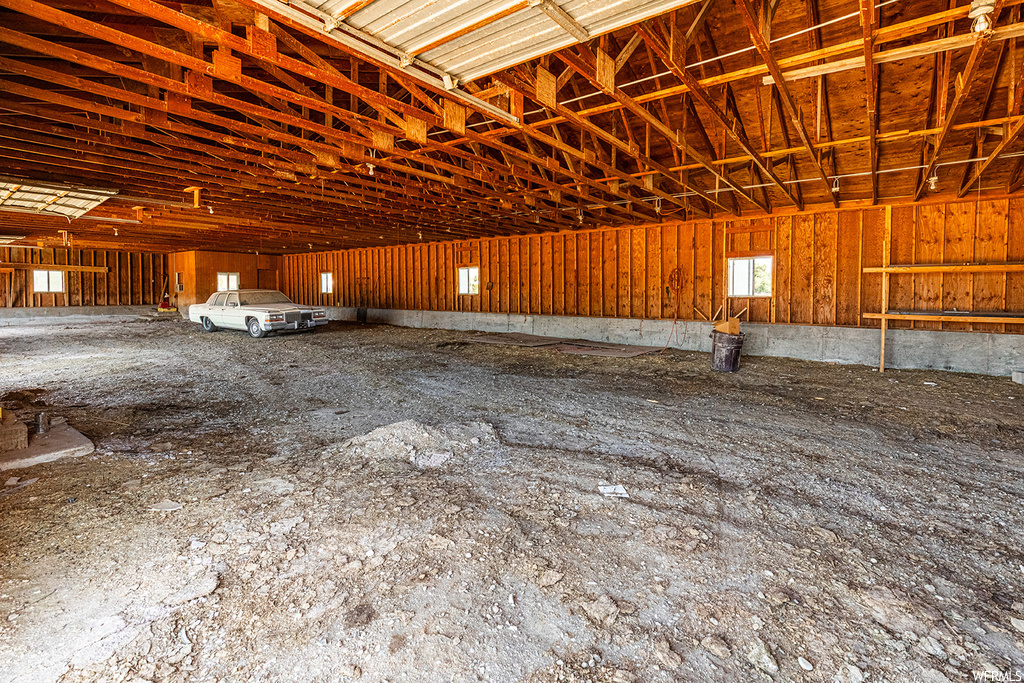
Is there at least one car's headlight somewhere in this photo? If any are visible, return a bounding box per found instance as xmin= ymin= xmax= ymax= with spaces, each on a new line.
xmin=266 ymin=313 xmax=284 ymax=322
xmin=313 ymin=311 xmax=326 ymax=318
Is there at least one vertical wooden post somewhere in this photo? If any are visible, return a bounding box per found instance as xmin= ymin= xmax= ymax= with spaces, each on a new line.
xmin=880 ymin=205 xmax=892 ymax=372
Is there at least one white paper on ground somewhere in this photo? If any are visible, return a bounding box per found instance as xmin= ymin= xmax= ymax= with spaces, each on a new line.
xmin=150 ymin=499 xmax=184 ymax=511
xmin=598 ymin=485 xmax=629 ymax=498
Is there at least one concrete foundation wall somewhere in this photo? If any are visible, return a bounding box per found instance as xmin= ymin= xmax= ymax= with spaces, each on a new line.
xmin=326 ymin=307 xmax=1024 ymax=377
xmin=0 ymin=306 xmax=156 ymax=324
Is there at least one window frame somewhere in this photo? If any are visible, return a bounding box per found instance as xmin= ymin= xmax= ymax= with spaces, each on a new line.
xmin=727 ymin=255 xmax=773 ymax=298
xmin=320 ymin=271 xmax=333 ymax=294
xmin=32 ymin=269 xmax=64 ymax=294
xmin=457 ymin=265 xmax=480 ymax=296
xmin=216 ymin=272 xmax=239 ymax=291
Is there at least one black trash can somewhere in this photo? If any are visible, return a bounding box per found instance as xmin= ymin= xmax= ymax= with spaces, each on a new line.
xmin=710 ymin=331 xmax=745 ymax=372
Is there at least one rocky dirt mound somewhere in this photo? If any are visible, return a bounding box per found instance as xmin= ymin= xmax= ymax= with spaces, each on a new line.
xmin=321 ymin=419 xmax=498 ymax=470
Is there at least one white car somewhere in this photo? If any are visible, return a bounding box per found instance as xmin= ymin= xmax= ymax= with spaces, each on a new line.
xmin=188 ymin=289 xmax=328 ymax=338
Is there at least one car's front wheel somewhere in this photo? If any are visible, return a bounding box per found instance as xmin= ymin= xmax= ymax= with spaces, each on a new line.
xmin=201 ymin=317 xmax=217 ymax=332
xmin=247 ymin=318 xmax=266 ymax=338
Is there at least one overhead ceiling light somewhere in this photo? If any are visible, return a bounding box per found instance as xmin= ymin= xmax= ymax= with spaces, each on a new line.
xmin=928 ymin=175 xmax=939 ymax=191
xmin=970 ymin=0 xmax=996 ymax=32
xmin=832 ymin=177 xmax=840 ymax=193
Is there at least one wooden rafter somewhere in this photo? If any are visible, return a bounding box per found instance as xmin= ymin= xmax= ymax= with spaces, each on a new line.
xmin=634 ymin=21 xmax=802 ymax=210
xmin=858 ymin=0 xmax=878 ymax=203
xmin=556 ymin=46 xmax=765 ymax=212
xmin=733 ymin=0 xmax=837 ymax=207
xmin=913 ymin=28 xmax=999 ymax=201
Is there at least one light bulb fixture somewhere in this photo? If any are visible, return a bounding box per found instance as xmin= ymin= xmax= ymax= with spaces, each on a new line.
xmin=927 ymin=175 xmax=939 ymax=192
xmin=969 ymin=0 xmax=995 ymax=32
xmin=831 ymin=177 xmax=840 ymax=194
xmin=367 ymin=163 xmax=375 ymax=176
xmin=655 ymin=197 xmax=662 ymax=214
xmin=577 ymin=209 xmax=584 ymax=223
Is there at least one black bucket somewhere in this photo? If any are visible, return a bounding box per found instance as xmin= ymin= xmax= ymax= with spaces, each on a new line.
xmin=356 ymin=307 xmax=368 ymax=324
xmin=710 ymin=331 xmax=745 ymax=372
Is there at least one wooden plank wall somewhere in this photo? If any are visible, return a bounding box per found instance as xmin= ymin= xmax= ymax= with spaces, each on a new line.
xmin=282 ymin=197 xmax=1023 ymax=334
xmin=0 ymin=247 xmax=167 ymax=308
xmin=168 ymin=251 xmax=282 ymax=310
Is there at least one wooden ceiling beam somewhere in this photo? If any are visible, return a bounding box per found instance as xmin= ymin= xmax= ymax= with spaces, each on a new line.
xmin=558 ymin=46 xmax=760 ymax=213
xmin=504 ymin=5 xmax=1023 ymax=142
xmin=766 ymin=20 xmax=1024 ymax=86
xmin=913 ymin=23 xmax=1000 ymax=201
xmin=0 ymin=25 xmax=606 ymax=232
xmin=0 ymin=122 xmax=557 ymax=234
xmin=734 ymin=0 xmax=836 ymax=207
xmin=494 ymin=68 xmax=711 ymax=219
xmin=858 ymin=0 xmax=878 ymax=203
xmin=958 ymin=112 xmax=1024 ymax=196
xmin=635 ymin=21 xmax=801 ymax=210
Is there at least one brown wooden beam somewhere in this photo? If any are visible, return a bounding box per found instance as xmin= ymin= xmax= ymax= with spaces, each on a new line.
xmin=734 ymin=0 xmax=837 ymax=206
xmin=635 ymin=21 xmax=802 ymax=210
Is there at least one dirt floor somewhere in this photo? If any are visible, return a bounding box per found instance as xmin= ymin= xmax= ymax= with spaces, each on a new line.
xmin=1 ymin=316 xmax=1023 ymax=683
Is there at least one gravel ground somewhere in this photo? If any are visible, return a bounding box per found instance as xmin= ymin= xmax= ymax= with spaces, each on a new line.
xmin=1 ymin=316 xmax=1023 ymax=683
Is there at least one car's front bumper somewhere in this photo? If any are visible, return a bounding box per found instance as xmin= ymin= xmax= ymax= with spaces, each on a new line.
xmin=264 ymin=318 xmax=328 ymax=331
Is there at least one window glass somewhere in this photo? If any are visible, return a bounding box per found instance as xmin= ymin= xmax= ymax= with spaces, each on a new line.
xmin=458 ymin=266 xmax=480 ymax=295
xmin=213 ymin=294 xmax=228 ymax=306
xmin=727 ymin=256 xmax=772 ymax=297
xmin=217 ymin=272 xmax=239 ymax=291
xmin=226 ymin=293 xmax=239 ymax=307
xmin=320 ymin=272 xmax=333 ymax=294
xmin=32 ymin=270 xmax=64 ymax=293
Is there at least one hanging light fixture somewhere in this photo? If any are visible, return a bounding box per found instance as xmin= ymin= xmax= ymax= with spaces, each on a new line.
xmin=969 ymin=0 xmax=996 ymax=32
xmin=928 ymin=175 xmax=939 ymax=192
xmin=831 ymin=177 xmax=840 ymax=193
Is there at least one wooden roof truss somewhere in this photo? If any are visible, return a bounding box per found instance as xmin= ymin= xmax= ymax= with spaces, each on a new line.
xmin=0 ymin=0 xmax=1023 ymax=251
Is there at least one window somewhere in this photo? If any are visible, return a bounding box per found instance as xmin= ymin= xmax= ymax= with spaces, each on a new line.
xmin=217 ymin=272 xmax=239 ymax=291
xmin=213 ymin=293 xmax=228 ymax=306
xmin=320 ymin=271 xmax=333 ymax=294
xmin=174 ymin=272 xmax=184 ymax=292
xmin=728 ymin=256 xmax=772 ymax=297
xmin=32 ymin=270 xmax=64 ymax=293
xmin=458 ymin=266 xmax=480 ymax=295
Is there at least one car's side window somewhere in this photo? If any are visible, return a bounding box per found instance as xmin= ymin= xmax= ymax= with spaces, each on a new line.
xmin=226 ymin=294 xmax=239 ymax=307
xmin=213 ymin=294 xmax=227 ymax=306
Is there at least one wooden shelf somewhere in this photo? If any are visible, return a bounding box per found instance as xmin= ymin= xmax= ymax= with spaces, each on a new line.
xmin=862 ymin=262 xmax=1024 ymax=274
xmin=862 ymin=207 xmax=1023 ymax=372
xmin=862 ymin=311 xmax=1024 ymax=325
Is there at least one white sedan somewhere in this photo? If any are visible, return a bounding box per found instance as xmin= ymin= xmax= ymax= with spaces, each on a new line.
xmin=188 ymin=289 xmax=328 ymax=338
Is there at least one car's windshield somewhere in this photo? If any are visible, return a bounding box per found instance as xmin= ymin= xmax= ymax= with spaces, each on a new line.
xmin=239 ymin=291 xmax=292 ymax=306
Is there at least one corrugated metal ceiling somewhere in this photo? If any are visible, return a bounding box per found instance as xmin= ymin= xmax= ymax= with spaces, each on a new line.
xmin=295 ymin=0 xmax=700 ymax=83
xmin=0 ymin=182 xmax=117 ymax=220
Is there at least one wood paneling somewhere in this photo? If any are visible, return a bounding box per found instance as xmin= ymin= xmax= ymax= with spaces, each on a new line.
xmin=0 ymin=247 xmax=166 ymax=308
xmin=281 ymin=198 xmax=1024 ymax=335
xmin=167 ymin=251 xmax=281 ymax=310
